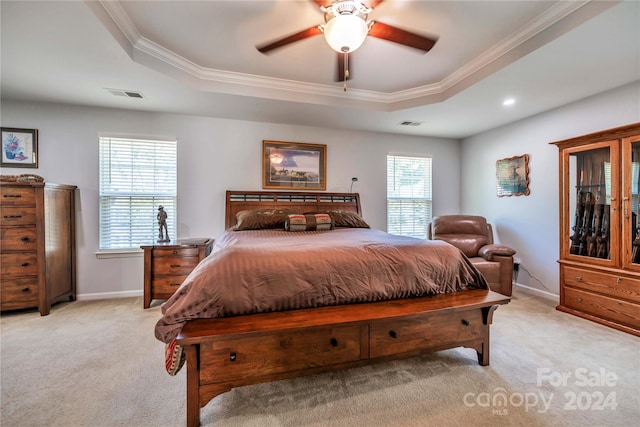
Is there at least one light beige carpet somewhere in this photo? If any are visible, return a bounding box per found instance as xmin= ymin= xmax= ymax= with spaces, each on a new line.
xmin=1 ymin=288 xmax=638 ymax=427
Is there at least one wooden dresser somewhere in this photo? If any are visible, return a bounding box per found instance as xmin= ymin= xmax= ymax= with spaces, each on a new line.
xmin=551 ymin=123 xmax=640 ymax=336
xmin=0 ymin=181 xmax=77 ymax=315
xmin=141 ymin=238 xmax=213 ymax=308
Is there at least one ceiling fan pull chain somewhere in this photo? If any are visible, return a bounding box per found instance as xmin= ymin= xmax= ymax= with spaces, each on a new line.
xmin=343 ymin=51 xmax=348 ymax=92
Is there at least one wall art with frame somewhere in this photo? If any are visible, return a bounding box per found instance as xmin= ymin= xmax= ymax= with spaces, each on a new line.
xmin=263 ymin=140 xmax=326 ymax=190
xmin=1 ymin=127 xmax=38 ymax=168
xmin=496 ymin=154 xmax=530 ymax=197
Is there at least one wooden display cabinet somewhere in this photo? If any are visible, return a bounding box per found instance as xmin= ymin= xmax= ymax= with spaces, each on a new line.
xmin=141 ymin=238 xmax=213 ymax=308
xmin=551 ymin=123 xmax=640 ymax=336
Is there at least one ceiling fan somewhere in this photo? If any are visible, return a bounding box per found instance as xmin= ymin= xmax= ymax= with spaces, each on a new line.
xmin=256 ymin=0 xmax=438 ymax=91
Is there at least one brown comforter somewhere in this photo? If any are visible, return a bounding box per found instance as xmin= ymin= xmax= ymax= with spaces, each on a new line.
xmin=155 ymin=228 xmax=488 ymax=343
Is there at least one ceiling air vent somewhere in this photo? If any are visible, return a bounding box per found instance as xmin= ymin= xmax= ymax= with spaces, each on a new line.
xmin=399 ymin=121 xmax=422 ymax=126
xmin=106 ymin=88 xmax=144 ymax=99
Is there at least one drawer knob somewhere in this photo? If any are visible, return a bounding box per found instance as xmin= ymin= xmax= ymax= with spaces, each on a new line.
xmin=229 ymin=352 xmax=236 ymax=362
xmin=461 ymin=319 xmax=470 ymax=326
xmin=576 ymin=298 xmax=583 ymax=303
xmin=170 ymin=283 xmax=181 ymax=287
xmin=170 ymin=264 xmax=180 ymax=268
xmin=3 ymin=215 xmax=22 ymax=219
xmin=21 ymin=288 xmax=30 ymax=293
xmin=20 ymin=236 xmax=30 ymax=242
xmin=576 ymin=276 xmax=583 ymax=282
xmin=173 ymin=250 xmax=178 ymax=255
xmin=616 ymin=278 xmax=622 ymax=284
xmin=21 ymin=262 xmax=29 ymax=267
xmin=330 ymin=338 xmax=338 ymax=347
xmin=389 ymin=330 xmax=398 ymax=339
xmin=4 ymin=194 xmax=21 ymax=198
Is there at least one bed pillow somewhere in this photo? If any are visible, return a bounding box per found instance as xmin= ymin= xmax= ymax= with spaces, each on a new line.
xmin=306 ymin=210 xmax=370 ymax=228
xmin=285 ymin=213 xmax=334 ymax=232
xmin=233 ymin=208 xmax=300 ymax=231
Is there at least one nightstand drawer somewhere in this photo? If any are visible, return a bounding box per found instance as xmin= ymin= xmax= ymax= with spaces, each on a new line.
xmin=0 ymin=226 xmax=37 ymax=251
xmin=152 ymin=275 xmax=190 ymax=295
xmin=152 ymin=257 xmax=199 ymax=276
xmin=0 ymin=206 xmax=37 ymax=225
xmin=152 ymin=248 xmax=200 ymax=258
xmin=0 ymin=187 xmax=35 ymax=206
xmin=0 ymin=252 xmax=38 ymax=277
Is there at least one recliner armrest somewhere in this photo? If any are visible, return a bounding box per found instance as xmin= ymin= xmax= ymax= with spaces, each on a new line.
xmin=479 ymin=244 xmax=516 ymax=261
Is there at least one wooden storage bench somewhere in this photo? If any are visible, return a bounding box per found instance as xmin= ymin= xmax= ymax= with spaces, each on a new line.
xmin=176 ymin=289 xmax=509 ymax=427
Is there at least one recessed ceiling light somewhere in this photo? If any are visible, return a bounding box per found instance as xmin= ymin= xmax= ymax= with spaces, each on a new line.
xmin=503 ymin=98 xmax=516 ymax=106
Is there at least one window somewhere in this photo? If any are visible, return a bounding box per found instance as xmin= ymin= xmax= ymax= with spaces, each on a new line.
xmin=386 ymin=154 xmax=433 ymax=239
xmin=99 ymin=136 xmax=177 ymax=250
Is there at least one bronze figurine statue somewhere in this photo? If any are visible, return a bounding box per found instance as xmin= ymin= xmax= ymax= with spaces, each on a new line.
xmin=157 ymin=205 xmax=169 ymax=242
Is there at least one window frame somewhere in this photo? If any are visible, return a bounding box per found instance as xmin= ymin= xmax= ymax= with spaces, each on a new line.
xmin=386 ymin=153 xmax=433 ymax=239
xmin=97 ymin=134 xmax=177 ymax=254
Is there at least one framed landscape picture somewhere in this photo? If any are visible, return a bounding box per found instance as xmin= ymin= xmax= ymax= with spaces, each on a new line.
xmin=1 ymin=127 xmax=38 ymax=168
xmin=263 ymin=140 xmax=326 ymax=190
xmin=496 ymin=154 xmax=530 ymax=197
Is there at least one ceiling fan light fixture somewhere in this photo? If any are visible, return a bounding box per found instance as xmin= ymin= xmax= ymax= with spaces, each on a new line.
xmin=323 ymin=14 xmax=368 ymax=53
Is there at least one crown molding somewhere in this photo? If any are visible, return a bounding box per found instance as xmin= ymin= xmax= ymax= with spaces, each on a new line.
xmin=96 ymin=0 xmax=591 ymax=109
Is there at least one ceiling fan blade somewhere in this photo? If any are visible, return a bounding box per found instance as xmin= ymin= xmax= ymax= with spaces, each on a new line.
xmin=313 ymin=0 xmax=384 ymax=9
xmin=368 ymin=21 xmax=437 ymax=53
xmin=257 ymin=26 xmax=323 ymax=53
xmin=336 ymin=53 xmax=353 ymax=82
xmin=368 ymin=0 xmax=385 ymax=8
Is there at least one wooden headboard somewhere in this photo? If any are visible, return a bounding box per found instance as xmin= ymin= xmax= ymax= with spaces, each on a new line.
xmin=225 ymin=190 xmax=362 ymax=229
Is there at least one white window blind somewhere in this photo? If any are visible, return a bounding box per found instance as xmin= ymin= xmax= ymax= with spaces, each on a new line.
xmin=387 ymin=154 xmax=433 ymax=239
xmin=99 ymin=136 xmax=177 ymax=250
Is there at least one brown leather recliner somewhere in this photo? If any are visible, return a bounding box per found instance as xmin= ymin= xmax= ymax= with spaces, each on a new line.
xmin=428 ymin=215 xmax=516 ymax=296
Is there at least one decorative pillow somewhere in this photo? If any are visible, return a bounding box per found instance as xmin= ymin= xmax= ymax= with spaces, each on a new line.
xmin=165 ymin=339 xmax=185 ymax=376
xmin=233 ymin=208 xmax=299 ymax=231
xmin=307 ymin=210 xmax=370 ymax=228
xmin=285 ymin=213 xmax=334 ymax=232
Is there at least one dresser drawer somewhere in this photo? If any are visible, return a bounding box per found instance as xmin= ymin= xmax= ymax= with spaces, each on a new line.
xmin=370 ymin=309 xmax=484 ymax=359
xmin=0 ymin=205 xmax=37 ymax=225
xmin=152 ymin=275 xmax=190 ymax=296
xmin=0 ymin=186 xmax=35 ymax=206
xmin=0 ymin=252 xmax=39 ymax=277
xmin=152 ymin=247 xmax=200 ymax=258
xmin=0 ymin=226 xmax=37 ymax=251
xmin=563 ymin=266 xmax=640 ymax=303
xmin=1 ymin=277 xmax=38 ymax=306
xmin=152 ymin=256 xmax=199 ymax=276
xmin=564 ymin=287 xmax=640 ymax=329
xmin=199 ymin=324 xmax=363 ymax=384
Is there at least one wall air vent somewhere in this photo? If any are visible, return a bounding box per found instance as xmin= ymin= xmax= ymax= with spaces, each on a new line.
xmin=105 ymin=88 xmax=144 ymax=99
xmin=399 ymin=121 xmax=422 ymax=126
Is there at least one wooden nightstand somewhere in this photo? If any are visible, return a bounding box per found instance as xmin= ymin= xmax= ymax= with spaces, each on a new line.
xmin=141 ymin=238 xmax=213 ymax=308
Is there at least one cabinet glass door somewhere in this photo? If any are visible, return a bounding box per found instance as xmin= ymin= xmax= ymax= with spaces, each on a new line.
xmin=623 ymin=137 xmax=640 ymax=269
xmin=567 ymin=144 xmax=615 ymax=261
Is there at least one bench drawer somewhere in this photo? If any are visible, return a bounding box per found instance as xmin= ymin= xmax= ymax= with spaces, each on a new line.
xmin=199 ymin=324 xmax=363 ymax=384
xmin=370 ymin=309 xmax=484 ymax=359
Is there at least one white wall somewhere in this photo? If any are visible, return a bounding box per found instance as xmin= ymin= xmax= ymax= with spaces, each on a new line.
xmin=0 ymin=101 xmax=462 ymax=298
xmin=461 ymin=81 xmax=640 ymax=295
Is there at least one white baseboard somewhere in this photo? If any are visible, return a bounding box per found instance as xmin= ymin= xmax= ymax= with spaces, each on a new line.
xmin=76 ymin=290 xmax=143 ymax=301
xmin=514 ymin=282 xmax=559 ymax=303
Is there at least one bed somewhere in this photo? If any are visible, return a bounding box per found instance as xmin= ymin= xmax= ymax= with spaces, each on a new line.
xmin=156 ymin=190 xmax=510 ymax=427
